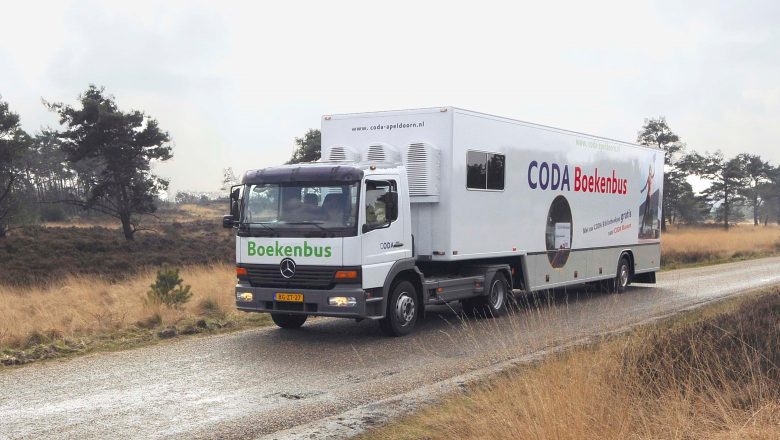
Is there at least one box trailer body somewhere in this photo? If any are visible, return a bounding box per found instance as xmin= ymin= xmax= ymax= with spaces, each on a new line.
xmin=226 ymin=107 xmax=663 ymax=335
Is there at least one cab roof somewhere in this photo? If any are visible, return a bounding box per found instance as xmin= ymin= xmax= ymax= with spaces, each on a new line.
xmin=241 ymin=163 xmax=364 ymax=185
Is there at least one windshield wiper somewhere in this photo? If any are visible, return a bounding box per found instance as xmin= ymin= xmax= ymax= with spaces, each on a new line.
xmin=283 ymin=221 xmax=334 ymax=237
xmin=242 ymin=222 xmax=279 ymax=237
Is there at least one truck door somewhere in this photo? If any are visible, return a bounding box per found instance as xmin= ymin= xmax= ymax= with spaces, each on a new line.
xmin=361 ymin=179 xmax=407 ymax=287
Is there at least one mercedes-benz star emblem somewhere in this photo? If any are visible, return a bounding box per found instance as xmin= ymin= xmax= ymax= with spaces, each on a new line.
xmin=279 ymin=258 xmax=296 ymax=279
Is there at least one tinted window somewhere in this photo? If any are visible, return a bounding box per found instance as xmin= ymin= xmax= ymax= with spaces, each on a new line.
xmin=467 ymin=150 xmax=505 ymax=190
xmin=487 ymin=153 xmax=505 ymax=190
xmin=467 ymin=150 xmax=487 ymax=189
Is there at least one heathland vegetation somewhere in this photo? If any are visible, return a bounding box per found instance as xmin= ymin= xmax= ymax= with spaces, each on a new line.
xmin=1 ymin=223 xmax=778 ymax=366
xmin=361 ymin=289 xmax=780 ymax=440
xmin=0 ymin=217 xmax=232 ymax=286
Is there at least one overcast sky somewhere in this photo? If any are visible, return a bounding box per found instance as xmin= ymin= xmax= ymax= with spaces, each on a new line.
xmin=1 ymin=0 xmax=778 ymax=195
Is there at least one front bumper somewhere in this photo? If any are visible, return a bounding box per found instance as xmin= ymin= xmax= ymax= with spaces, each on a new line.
xmin=235 ymin=283 xmax=385 ymax=319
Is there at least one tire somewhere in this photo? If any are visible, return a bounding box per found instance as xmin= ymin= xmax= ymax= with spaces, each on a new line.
xmin=271 ymin=313 xmax=308 ymax=329
xmin=379 ymin=280 xmax=418 ymax=337
xmin=614 ymin=256 xmax=631 ymax=293
xmin=462 ymin=272 xmax=510 ymax=318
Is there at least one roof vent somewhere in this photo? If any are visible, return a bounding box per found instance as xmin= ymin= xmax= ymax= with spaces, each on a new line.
xmin=363 ymin=143 xmax=401 ymax=164
xmin=322 ymin=145 xmax=360 ymax=163
xmin=406 ymin=142 xmax=440 ymax=200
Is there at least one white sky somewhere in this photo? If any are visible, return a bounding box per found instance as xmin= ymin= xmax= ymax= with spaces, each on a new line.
xmin=1 ymin=0 xmax=778 ymax=195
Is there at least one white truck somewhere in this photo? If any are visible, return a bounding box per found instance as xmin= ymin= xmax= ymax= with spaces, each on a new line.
xmin=224 ymin=107 xmax=663 ymax=336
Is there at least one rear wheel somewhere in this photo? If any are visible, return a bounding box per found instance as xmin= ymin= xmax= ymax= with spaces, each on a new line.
xmin=462 ymin=272 xmax=510 ymax=318
xmin=379 ymin=280 xmax=418 ymax=337
xmin=614 ymin=256 xmax=631 ymax=293
xmin=271 ymin=313 xmax=308 ymax=329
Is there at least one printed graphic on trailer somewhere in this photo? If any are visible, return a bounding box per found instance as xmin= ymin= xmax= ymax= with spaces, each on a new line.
xmin=529 ymin=150 xmax=662 ymax=267
xmin=545 ymin=195 xmax=572 ymax=268
xmin=637 ymin=153 xmax=661 ymax=241
xmin=581 ymin=209 xmax=633 ymax=238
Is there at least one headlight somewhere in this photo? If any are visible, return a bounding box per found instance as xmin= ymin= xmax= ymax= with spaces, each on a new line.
xmin=237 ymin=292 xmax=253 ymax=302
xmin=328 ymin=296 xmax=356 ymax=307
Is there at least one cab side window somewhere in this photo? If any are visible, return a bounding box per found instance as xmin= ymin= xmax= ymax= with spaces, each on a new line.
xmin=365 ymin=180 xmax=396 ymax=227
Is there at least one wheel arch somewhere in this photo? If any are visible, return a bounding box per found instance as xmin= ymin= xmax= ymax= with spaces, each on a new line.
xmin=382 ymin=258 xmax=425 ymax=317
xmin=495 ymin=267 xmax=513 ymax=289
xmin=463 ymin=263 xmax=512 ymax=297
xmin=619 ymin=249 xmax=635 ymax=276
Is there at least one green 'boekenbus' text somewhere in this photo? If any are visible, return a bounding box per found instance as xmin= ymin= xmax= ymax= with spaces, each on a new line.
xmin=247 ymin=241 xmax=333 ymax=258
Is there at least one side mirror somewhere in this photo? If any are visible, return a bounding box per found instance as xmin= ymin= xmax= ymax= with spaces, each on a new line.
xmin=228 ymin=184 xmax=242 ymax=220
xmin=222 ymin=215 xmax=235 ymax=229
xmin=386 ymin=192 xmax=399 ymax=222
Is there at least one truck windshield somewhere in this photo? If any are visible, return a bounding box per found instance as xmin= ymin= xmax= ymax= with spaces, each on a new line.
xmin=240 ymin=182 xmax=359 ymax=237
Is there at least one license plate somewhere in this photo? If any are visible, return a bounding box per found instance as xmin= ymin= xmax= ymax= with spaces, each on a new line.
xmin=275 ymin=293 xmax=304 ymax=302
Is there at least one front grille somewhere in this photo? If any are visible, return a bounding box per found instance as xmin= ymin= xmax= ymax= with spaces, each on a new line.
xmin=242 ymin=265 xmax=338 ymax=290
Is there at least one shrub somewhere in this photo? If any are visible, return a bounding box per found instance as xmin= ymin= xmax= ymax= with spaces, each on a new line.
xmin=136 ymin=313 xmax=163 ymax=329
xmin=147 ymin=266 xmax=192 ymax=309
xmin=39 ymin=205 xmax=68 ymax=222
xmin=197 ymin=297 xmax=224 ymax=318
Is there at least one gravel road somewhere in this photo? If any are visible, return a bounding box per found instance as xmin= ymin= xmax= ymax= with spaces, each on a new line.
xmin=2 ymin=257 xmax=779 ymax=440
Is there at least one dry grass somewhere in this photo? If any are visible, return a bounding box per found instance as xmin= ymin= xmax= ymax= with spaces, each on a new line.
xmin=362 ymin=290 xmax=780 ymax=440
xmin=0 ymin=263 xmax=240 ymax=349
xmin=40 ymin=219 xmax=121 ymax=229
xmin=174 ymin=203 xmax=225 ymax=219
xmin=662 ymin=225 xmax=780 ymax=268
xmin=39 ymin=202 xmax=225 ymax=229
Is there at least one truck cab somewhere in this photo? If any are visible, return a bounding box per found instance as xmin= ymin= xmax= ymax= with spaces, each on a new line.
xmin=225 ymin=162 xmax=429 ymax=336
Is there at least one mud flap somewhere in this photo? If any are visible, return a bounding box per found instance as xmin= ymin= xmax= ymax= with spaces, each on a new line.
xmin=633 ymin=271 xmax=656 ymax=284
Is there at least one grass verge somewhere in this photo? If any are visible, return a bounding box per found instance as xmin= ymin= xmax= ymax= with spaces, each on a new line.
xmin=0 ymin=263 xmax=271 ymax=367
xmin=360 ymin=288 xmax=780 ymax=440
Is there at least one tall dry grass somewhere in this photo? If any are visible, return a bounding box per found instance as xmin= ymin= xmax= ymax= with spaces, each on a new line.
xmin=40 ymin=203 xmax=225 ymax=229
xmin=662 ymin=225 xmax=780 ymax=267
xmin=175 ymin=203 xmax=225 ymax=219
xmin=363 ymin=290 xmax=780 ymax=440
xmin=0 ymin=263 xmax=236 ymax=348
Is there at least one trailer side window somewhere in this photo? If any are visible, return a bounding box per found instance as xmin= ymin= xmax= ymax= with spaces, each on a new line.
xmin=467 ymin=150 xmax=505 ymax=190
xmin=467 ymin=151 xmax=487 ymax=189
xmin=487 ymin=153 xmax=505 ymax=190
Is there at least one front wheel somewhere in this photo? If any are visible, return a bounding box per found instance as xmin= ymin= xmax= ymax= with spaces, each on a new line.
xmin=271 ymin=313 xmax=308 ymax=329
xmin=379 ymin=280 xmax=418 ymax=337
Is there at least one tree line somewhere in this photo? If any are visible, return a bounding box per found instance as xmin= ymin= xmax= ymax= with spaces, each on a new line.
xmin=638 ymin=117 xmax=780 ymax=230
xmin=0 ymin=86 xmax=172 ymax=240
xmin=3 ymin=88 xmax=779 ymax=240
